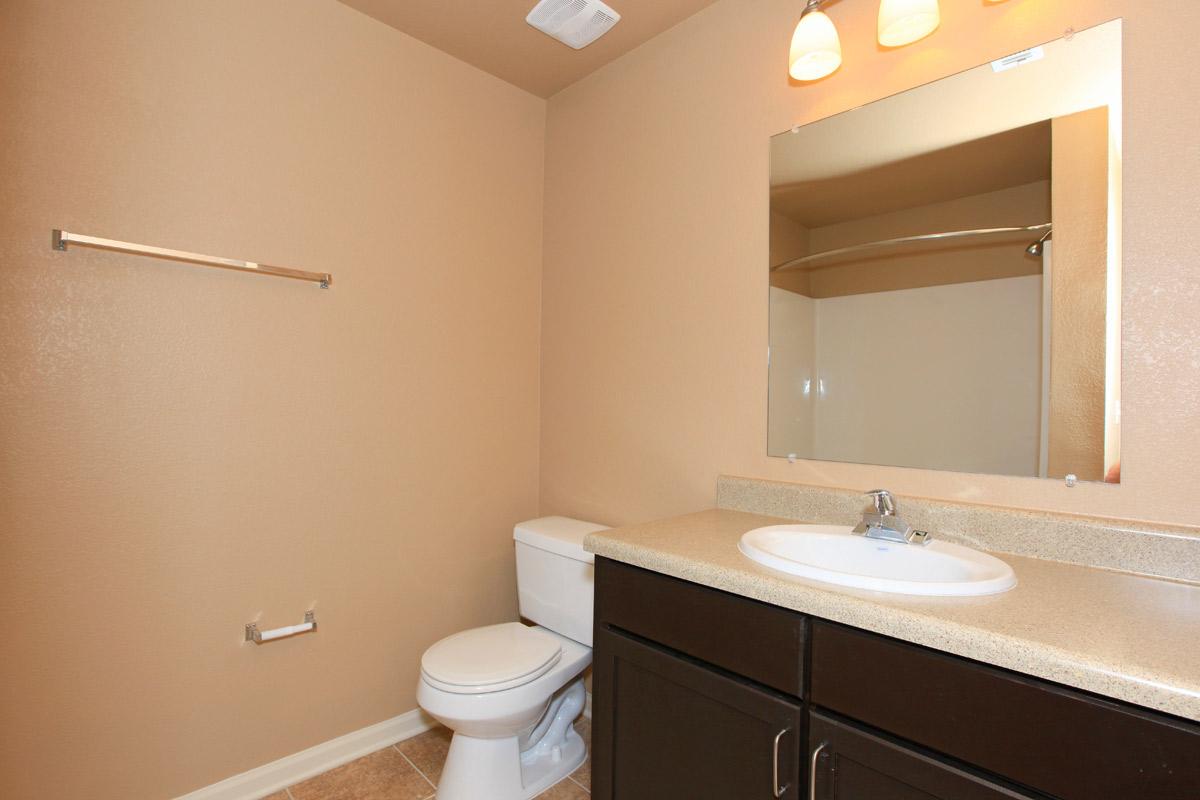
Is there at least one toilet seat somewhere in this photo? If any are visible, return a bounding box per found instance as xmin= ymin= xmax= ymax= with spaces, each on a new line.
xmin=421 ymin=622 xmax=563 ymax=694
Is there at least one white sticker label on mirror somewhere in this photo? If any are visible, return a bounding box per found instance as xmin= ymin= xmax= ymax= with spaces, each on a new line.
xmin=992 ymin=46 xmax=1046 ymax=72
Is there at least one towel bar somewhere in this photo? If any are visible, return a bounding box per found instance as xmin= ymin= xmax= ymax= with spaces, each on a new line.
xmin=53 ymin=229 xmax=332 ymax=288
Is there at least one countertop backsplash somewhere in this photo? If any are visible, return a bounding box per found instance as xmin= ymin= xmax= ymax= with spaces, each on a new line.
xmin=716 ymin=476 xmax=1200 ymax=584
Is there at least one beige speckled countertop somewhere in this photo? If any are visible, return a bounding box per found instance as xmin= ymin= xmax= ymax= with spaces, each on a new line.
xmin=584 ymin=509 xmax=1200 ymax=722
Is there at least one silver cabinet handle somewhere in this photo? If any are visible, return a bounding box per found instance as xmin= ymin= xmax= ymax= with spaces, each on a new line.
xmin=773 ymin=728 xmax=791 ymax=797
xmin=808 ymin=741 xmax=827 ymax=800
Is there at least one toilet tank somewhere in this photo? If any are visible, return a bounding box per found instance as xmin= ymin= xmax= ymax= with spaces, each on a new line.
xmin=513 ymin=516 xmax=607 ymax=647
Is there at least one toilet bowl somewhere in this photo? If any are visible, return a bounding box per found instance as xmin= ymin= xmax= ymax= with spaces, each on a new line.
xmin=418 ymin=625 xmax=592 ymax=799
xmin=416 ymin=517 xmax=606 ymax=800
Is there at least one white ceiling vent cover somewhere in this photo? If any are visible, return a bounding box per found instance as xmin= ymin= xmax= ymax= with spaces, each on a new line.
xmin=526 ymin=0 xmax=621 ymax=50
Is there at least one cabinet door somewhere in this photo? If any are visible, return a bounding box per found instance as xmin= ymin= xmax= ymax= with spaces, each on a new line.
xmin=808 ymin=712 xmax=1042 ymax=800
xmin=592 ymin=627 xmax=803 ymax=800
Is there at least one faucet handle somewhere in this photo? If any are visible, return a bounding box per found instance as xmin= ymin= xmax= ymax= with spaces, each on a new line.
xmin=866 ymin=489 xmax=896 ymax=516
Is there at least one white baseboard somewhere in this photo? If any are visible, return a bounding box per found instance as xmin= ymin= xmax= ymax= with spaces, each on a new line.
xmin=584 ymin=689 xmax=592 ymax=719
xmin=175 ymin=708 xmax=436 ymax=800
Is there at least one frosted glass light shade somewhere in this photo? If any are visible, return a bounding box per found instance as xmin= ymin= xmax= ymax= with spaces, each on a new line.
xmin=789 ymin=10 xmax=842 ymax=81
xmin=878 ymin=0 xmax=940 ymax=47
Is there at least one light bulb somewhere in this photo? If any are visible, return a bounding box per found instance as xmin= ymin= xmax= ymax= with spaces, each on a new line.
xmin=877 ymin=0 xmax=940 ymax=47
xmin=789 ymin=9 xmax=842 ymax=81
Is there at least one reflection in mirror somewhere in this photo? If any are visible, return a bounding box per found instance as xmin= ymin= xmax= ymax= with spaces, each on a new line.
xmin=767 ymin=20 xmax=1122 ymax=482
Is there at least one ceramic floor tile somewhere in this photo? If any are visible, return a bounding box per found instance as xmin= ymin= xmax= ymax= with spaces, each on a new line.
xmin=289 ymin=717 xmax=592 ymax=799
xmin=287 ymin=746 xmax=433 ymax=800
xmin=395 ymin=725 xmax=453 ymax=784
xmin=570 ymin=759 xmax=591 ymax=791
xmin=574 ymin=718 xmax=590 ymax=746
xmin=535 ymin=777 xmax=591 ymax=799
xmin=260 ymin=793 xmax=290 ymax=800
xmin=570 ymin=719 xmax=591 ymax=790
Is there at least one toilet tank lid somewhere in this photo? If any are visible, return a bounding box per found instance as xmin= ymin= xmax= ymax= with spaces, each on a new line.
xmin=513 ymin=516 xmax=608 ymax=563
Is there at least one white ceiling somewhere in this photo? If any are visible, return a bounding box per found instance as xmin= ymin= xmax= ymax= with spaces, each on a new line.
xmin=338 ymin=0 xmax=721 ymax=98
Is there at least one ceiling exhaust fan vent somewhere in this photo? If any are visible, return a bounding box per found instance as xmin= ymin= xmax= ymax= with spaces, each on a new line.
xmin=526 ymin=0 xmax=621 ymax=50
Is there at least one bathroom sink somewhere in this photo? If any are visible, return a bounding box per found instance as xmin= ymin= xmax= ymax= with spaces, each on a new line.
xmin=738 ymin=524 xmax=1016 ymax=596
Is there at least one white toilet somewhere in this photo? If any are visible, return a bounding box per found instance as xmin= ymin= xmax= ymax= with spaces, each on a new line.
xmin=417 ymin=516 xmax=606 ymax=800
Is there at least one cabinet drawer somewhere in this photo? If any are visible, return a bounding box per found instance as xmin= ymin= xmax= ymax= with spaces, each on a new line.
xmin=811 ymin=622 xmax=1200 ymax=800
xmin=595 ymin=558 xmax=806 ymax=696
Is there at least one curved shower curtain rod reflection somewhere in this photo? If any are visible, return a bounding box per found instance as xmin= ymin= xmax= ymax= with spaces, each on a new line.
xmin=770 ymin=222 xmax=1052 ymax=272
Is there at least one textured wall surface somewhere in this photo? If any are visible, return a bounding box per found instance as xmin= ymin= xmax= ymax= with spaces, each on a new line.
xmin=540 ymin=1 xmax=1200 ymax=529
xmin=0 ymin=2 xmax=545 ymax=797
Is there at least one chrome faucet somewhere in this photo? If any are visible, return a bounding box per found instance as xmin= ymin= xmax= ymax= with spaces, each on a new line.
xmin=852 ymin=489 xmax=931 ymax=545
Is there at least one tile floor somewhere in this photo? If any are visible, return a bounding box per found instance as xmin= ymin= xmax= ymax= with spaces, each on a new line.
xmin=262 ymin=719 xmax=591 ymax=800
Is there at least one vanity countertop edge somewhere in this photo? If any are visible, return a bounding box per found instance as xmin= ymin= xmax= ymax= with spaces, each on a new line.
xmin=584 ymin=508 xmax=1200 ymax=723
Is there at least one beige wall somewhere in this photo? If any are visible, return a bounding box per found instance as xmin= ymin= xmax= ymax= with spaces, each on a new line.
xmin=540 ymin=0 xmax=1200 ymax=527
xmin=0 ymin=2 xmax=544 ymax=798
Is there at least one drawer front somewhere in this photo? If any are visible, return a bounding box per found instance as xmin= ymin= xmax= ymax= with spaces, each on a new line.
xmin=595 ymin=558 xmax=806 ymax=696
xmin=811 ymin=622 xmax=1200 ymax=800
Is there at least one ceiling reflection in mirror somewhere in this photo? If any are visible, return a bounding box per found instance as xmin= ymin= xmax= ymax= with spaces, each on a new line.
xmin=767 ymin=20 xmax=1121 ymax=482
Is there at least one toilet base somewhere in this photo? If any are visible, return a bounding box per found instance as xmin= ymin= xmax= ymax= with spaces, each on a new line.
xmin=519 ymin=726 xmax=586 ymax=798
xmin=436 ymin=679 xmax=587 ymax=800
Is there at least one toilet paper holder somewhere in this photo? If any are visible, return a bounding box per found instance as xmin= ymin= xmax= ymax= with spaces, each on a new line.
xmin=245 ymin=610 xmax=317 ymax=644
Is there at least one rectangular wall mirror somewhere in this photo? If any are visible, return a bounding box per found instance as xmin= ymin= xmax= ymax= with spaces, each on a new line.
xmin=767 ymin=20 xmax=1122 ymax=483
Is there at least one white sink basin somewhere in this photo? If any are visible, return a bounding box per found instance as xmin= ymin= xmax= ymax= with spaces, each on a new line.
xmin=738 ymin=524 xmax=1016 ymax=597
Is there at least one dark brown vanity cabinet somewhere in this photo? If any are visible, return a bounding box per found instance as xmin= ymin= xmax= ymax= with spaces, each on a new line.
xmin=592 ymin=558 xmax=1200 ymax=800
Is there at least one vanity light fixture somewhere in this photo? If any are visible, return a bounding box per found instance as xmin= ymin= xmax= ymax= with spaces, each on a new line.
xmin=789 ymin=0 xmax=941 ymax=81
xmin=877 ymin=0 xmax=941 ymax=47
xmin=789 ymin=0 xmax=842 ymax=81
